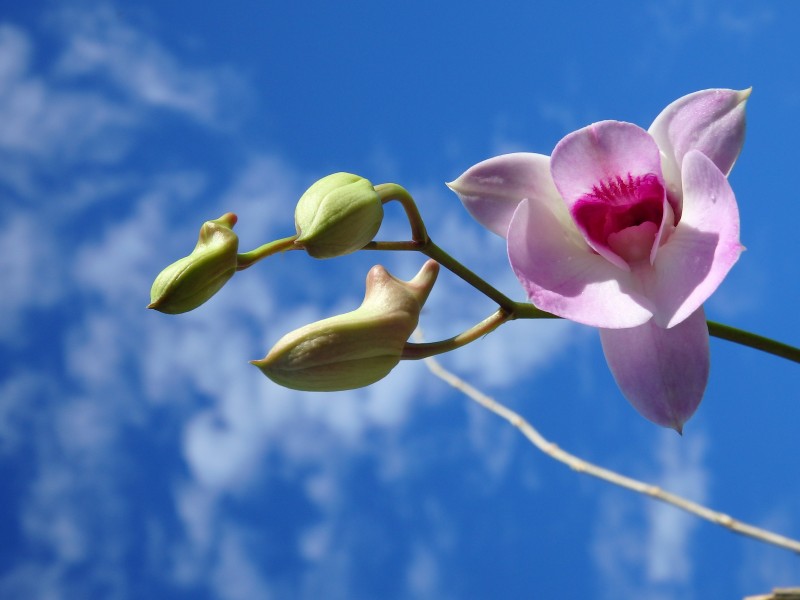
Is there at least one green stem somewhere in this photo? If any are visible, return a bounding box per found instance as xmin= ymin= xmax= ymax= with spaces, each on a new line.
xmin=364 ymin=183 xmax=800 ymax=365
xmin=512 ymin=301 xmax=560 ymax=320
xmin=421 ymin=242 xmax=519 ymax=312
xmin=421 ymin=244 xmax=798 ymax=363
xmin=374 ymin=183 xmax=429 ymax=243
xmin=707 ymin=321 xmax=800 ymax=364
xmin=402 ymin=308 xmax=513 ymax=359
xmin=507 ymin=300 xmax=800 ymax=364
xmin=364 ymin=240 xmax=422 ymax=252
xmin=236 ymin=235 xmax=298 ymax=270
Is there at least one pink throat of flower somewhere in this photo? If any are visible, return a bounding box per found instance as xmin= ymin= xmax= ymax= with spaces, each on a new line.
xmin=571 ymin=173 xmax=668 ymax=266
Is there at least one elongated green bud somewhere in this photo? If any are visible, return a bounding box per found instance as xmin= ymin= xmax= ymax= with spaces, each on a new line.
xmin=148 ymin=213 xmax=239 ymax=314
xmin=294 ymin=172 xmax=383 ymax=258
xmin=251 ymin=260 xmax=439 ymax=391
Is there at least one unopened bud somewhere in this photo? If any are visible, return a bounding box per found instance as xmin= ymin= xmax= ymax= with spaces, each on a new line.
xmin=294 ymin=172 xmax=383 ymax=258
xmin=148 ymin=213 xmax=239 ymax=314
xmin=251 ymin=260 xmax=439 ymax=391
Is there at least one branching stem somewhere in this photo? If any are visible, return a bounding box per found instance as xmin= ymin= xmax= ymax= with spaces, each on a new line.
xmin=365 ymin=184 xmax=799 ymax=363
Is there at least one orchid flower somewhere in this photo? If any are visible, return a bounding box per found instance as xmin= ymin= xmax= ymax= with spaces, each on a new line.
xmin=448 ymin=89 xmax=749 ymax=431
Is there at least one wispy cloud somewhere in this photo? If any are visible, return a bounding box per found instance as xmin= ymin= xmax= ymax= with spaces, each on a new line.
xmin=51 ymin=4 xmax=250 ymax=126
xmin=648 ymin=0 xmax=775 ymax=44
xmin=739 ymin=509 xmax=798 ymax=592
xmin=0 ymin=214 xmax=62 ymax=340
xmin=0 ymin=4 xmax=248 ymax=202
xmin=591 ymin=431 xmax=709 ymax=598
xmin=0 ymin=23 xmax=134 ymax=183
xmin=0 ymin=3 xmax=664 ymax=599
xmin=212 ymin=527 xmax=275 ymax=600
xmin=645 ymin=432 xmax=708 ymax=583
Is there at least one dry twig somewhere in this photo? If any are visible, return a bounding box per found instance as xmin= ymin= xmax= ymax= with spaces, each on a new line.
xmin=422 ymin=354 xmax=800 ymax=555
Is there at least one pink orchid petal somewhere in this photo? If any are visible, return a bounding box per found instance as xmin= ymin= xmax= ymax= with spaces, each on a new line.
xmin=551 ymin=121 xmax=665 ymax=207
xmin=447 ymin=153 xmax=557 ymax=238
xmin=647 ymin=150 xmax=743 ymax=328
xmin=507 ymin=198 xmax=653 ymax=328
xmin=649 ymin=88 xmax=749 ymax=187
xmin=599 ymin=306 xmax=709 ymax=432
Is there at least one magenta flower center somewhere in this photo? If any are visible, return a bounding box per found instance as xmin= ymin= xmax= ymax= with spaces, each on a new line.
xmin=571 ymin=173 xmax=667 ymax=265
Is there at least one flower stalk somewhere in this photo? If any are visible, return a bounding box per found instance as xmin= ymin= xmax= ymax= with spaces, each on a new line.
xmin=236 ymin=235 xmax=299 ymax=270
xmin=401 ymin=308 xmax=513 ymax=360
xmin=366 ymin=183 xmax=799 ymax=365
xmin=374 ymin=183 xmax=429 ymax=243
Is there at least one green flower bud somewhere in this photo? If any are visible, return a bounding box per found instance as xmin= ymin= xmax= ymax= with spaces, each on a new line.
xmin=294 ymin=172 xmax=383 ymax=258
xmin=251 ymin=260 xmax=439 ymax=391
xmin=148 ymin=213 xmax=239 ymax=314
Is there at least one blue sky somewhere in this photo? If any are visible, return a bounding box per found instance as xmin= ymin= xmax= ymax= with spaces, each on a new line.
xmin=1 ymin=1 xmax=798 ymax=598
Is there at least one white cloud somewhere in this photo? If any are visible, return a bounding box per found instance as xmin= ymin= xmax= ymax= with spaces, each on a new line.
xmin=71 ymin=172 xmax=209 ymax=315
xmin=212 ymin=528 xmax=275 ymax=600
xmin=0 ymin=8 xmax=262 ymax=598
xmin=0 ymin=214 xmax=62 ymax=341
xmin=169 ymin=484 xmax=278 ymax=599
xmin=738 ymin=509 xmax=799 ymax=592
xmin=647 ymin=0 xmax=710 ymax=44
xmin=536 ymin=101 xmax=578 ymax=136
xmin=218 ymin=155 xmax=301 ymax=241
xmin=176 ymin=482 xmax=218 ymax=556
xmin=645 ymin=432 xmax=708 ymax=583
xmin=447 ymin=317 xmax=576 ymax=389
xmin=591 ymin=430 xmax=709 ymax=598
xmin=0 ymin=373 xmax=43 ymax=455
xmin=298 ymin=521 xmax=334 ymax=562
xmin=0 ymin=23 xmax=135 ymax=166
xmin=718 ymin=8 xmax=775 ymax=37
xmin=647 ymin=0 xmax=774 ymax=45
xmin=0 ymin=5 xmax=247 ymax=203
xmin=0 ymin=5 xmax=621 ymax=600
xmin=406 ymin=544 xmax=445 ymax=599
xmin=52 ymin=4 xmax=249 ymax=125
xmin=183 ymin=405 xmax=267 ymax=491
xmin=0 ymin=563 xmax=67 ymax=600
xmin=3 ymin=412 xmax=132 ymax=599
xmin=460 ymin=399 xmax=518 ymax=482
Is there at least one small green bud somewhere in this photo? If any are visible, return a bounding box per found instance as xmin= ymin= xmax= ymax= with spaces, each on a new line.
xmin=251 ymin=260 xmax=439 ymax=391
xmin=148 ymin=213 xmax=239 ymax=314
xmin=294 ymin=172 xmax=383 ymax=258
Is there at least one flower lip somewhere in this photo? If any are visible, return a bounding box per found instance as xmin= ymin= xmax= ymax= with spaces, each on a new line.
xmin=551 ymin=121 xmax=669 ymax=270
xmin=572 ymin=172 xmax=668 ymax=268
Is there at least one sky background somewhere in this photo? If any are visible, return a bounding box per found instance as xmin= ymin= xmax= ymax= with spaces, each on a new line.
xmin=1 ymin=1 xmax=799 ymax=598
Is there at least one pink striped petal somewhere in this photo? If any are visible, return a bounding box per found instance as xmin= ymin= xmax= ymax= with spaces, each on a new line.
xmin=649 ymin=88 xmax=749 ymax=192
xmin=551 ymin=121 xmax=665 ymax=208
xmin=599 ymin=306 xmax=710 ymax=432
xmin=550 ymin=122 xmax=668 ymax=268
xmin=447 ymin=153 xmax=557 ymax=238
xmin=646 ymin=150 xmax=743 ymax=328
xmin=507 ymin=198 xmax=653 ymax=328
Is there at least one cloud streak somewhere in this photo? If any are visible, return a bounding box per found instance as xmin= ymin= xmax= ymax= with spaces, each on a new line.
xmin=591 ymin=430 xmax=709 ymax=598
xmin=52 ymin=4 xmax=250 ymax=125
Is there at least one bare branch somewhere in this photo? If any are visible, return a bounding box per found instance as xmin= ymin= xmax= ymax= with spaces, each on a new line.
xmin=422 ymin=354 xmax=800 ymax=555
